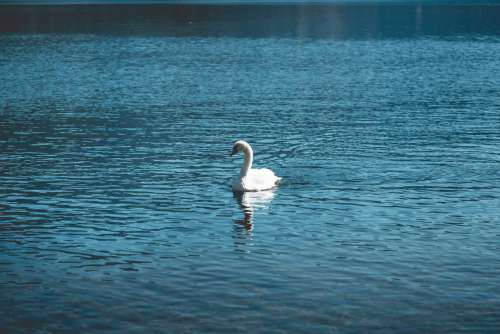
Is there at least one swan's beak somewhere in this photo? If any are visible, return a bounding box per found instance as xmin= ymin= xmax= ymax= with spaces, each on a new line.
xmin=230 ymin=147 xmax=238 ymax=156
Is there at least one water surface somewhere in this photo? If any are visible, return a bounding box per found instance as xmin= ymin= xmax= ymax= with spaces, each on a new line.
xmin=1 ymin=4 xmax=500 ymax=333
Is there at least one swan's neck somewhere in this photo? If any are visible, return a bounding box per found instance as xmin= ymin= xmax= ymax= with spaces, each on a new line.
xmin=240 ymin=145 xmax=253 ymax=178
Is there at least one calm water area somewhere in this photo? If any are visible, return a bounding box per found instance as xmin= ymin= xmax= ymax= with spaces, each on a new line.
xmin=1 ymin=3 xmax=500 ymax=333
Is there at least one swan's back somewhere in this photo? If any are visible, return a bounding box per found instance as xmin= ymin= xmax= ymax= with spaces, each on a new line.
xmin=233 ymin=168 xmax=281 ymax=192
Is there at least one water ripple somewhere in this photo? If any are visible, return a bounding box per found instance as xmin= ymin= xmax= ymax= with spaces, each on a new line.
xmin=1 ymin=12 xmax=500 ymax=333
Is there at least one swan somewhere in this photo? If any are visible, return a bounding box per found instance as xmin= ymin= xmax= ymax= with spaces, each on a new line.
xmin=230 ymin=140 xmax=281 ymax=192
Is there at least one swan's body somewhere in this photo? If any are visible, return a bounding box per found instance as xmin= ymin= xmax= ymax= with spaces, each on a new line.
xmin=231 ymin=140 xmax=281 ymax=192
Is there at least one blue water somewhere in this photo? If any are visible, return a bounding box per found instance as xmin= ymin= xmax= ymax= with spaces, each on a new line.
xmin=1 ymin=4 xmax=500 ymax=333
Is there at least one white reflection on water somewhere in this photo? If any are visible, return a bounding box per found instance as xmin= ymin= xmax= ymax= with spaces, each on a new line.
xmin=233 ymin=190 xmax=275 ymax=234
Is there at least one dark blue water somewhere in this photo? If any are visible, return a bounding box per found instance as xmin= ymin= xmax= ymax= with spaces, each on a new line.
xmin=1 ymin=4 xmax=500 ymax=333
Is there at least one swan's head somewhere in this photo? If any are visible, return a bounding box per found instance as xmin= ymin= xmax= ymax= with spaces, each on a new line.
xmin=230 ymin=140 xmax=250 ymax=156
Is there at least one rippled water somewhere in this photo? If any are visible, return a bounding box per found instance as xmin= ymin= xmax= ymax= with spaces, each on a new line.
xmin=1 ymin=4 xmax=500 ymax=333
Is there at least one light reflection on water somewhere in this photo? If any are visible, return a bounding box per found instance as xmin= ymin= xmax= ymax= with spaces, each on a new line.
xmin=1 ymin=3 xmax=500 ymax=334
xmin=234 ymin=190 xmax=275 ymax=233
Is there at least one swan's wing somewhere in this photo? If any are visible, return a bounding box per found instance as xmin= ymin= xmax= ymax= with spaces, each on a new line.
xmin=253 ymin=168 xmax=280 ymax=180
xmin=246 ymin=168 xmax=281 ymax=191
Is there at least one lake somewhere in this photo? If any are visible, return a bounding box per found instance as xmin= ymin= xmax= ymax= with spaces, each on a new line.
xmin=1 ymin=3 xmax=500 ymax=333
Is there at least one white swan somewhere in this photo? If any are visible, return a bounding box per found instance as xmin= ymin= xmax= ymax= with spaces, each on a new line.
xmin=230 ymin=140 xmax=281 ymax=192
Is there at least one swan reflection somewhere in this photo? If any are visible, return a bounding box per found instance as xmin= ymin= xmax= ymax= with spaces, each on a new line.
xmin=233 ymin=190 xmax=275 ymax=234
